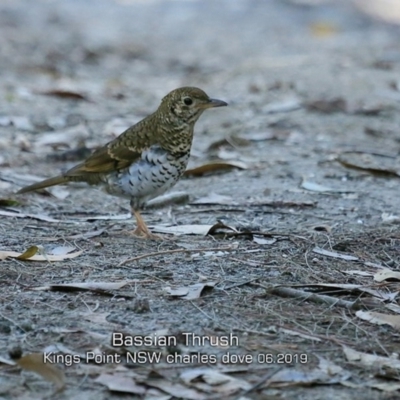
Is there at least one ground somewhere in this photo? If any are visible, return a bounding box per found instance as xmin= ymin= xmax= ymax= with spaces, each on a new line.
xmin=1 ymin=0 xmax=400 ymax=399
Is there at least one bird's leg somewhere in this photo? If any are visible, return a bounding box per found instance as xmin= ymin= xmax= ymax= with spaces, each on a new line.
xmin=131 ymin=209 xmax=162 ymax=240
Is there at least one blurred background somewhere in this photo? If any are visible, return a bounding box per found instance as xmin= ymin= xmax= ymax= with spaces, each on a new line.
xmin=1 ymin=0 xmax=400 ymax=227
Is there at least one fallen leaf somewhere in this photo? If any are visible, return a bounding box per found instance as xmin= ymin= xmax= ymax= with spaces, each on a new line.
xmin=146 ymin=379 xmax=204 ymax=400
xmin=356 ymin=310 xmax=400 ymax=330
xmin=374 ymin=267 xmax=400 ymax=282
xmin=65 ymin=228 xmax=106 ymax=240
xmin=15 ymin=353 xmax=65 ymax=390
xmin=381 ymin=213 xmax=400 ymax=224
xmin=337 ymin=152 xmax=400 ymax=178
xmin=207 ymin=221 xmax=238 ymax=235
xmin=81 ymin=213 xmax=131 ymax=221
xmin=262 ymin=98 xmax=301 ymax=114
xmin=34 ymin=280 xmax=132 ymax=292
xmin=0 ymin=247 xmax=83 ymax=262
xmin=48 ymin=186 xmax=70 ymax=200
xmin=312 ymin=247 xmax=358 ymax=261
xmin=166 ymin=282 xmax=217 ymax=300
xmin=16 ymin=246 xmax=40 ymax=260
xmin=386 ymin=304 xmax=400 ymax=314
xmin=342 ymin=270 xmax=374 ymax=277
xmin=146 ymin=191 xmax=189 ymax=209
xmin=151 ymin=224 xmax=214 ymax=236
xmin=305 ymin=98 xmax=347 ymax=113
xmin=95 ymin=373 xmax=146 ymax=395
xmin=300 ymin=179 xmax=349 ymax=193
xmin=47 ymin=246 xmax=77 ymax=256
xmin=184 ymin=161 xmax=248 ymax=177
xmin=0 ymin=209 xmax=78 ymax=224
xmin=343 ymin=346 xmax=400 ymax=370
xmin=368 ymin=382 xmax=400 ymax=392
xmin=317 ymin=356 xmax=345 ymax=375
xmin=0 ymin=199 xmax=21 ymax=207
xmin=180 ymin=368 xmax=251 ymax=393
xmin=206 ymin=135 xmax=250 ymax=152
xmin=0 ymin=355 xmax=16 ymax=366
xmin=192 ymin=193 xmax=234 ymax=205
xmin=36 ymin=89 xmax=89 ymax=101
xmin=292 ymin=283 xmax=394 ymax=301
xmin=268 ymin=366 xmax=348 ymax=386
xmin=240 ymin=131 xmax=276 ymax=141
xmin=253 ymin=236 xmax=277 ymax=245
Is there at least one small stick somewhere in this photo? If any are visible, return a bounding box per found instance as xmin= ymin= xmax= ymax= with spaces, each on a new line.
xmin=119 ymin=246 xmax=236 ymax=266
xmin=255 ymin=284 xmax=356 ymax=309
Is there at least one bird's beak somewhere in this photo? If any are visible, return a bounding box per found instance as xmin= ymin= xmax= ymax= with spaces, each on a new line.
xmin=206 ymin=98 xmax=228 ymax=108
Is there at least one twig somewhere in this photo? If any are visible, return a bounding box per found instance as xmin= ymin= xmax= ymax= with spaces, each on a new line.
xmin=235 ymin=366 xmax=285 ymax=399
xmin=221 ymin=277 xmax=261 ymax=290
xmin=118 ymin=246 xmax=236 ymax=266
xmin=255 ymin=284 xmax=356 ymax=309
xmin=0 ymin=311 xmax=26 ymax=333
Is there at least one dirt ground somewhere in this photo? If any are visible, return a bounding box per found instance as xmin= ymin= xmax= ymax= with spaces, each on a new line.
xmin=1 ymin=0 xmax=400 ymax=399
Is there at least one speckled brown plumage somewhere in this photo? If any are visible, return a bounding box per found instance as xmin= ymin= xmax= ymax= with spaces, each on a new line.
xmin=17 ymin=87 xmax=227 ymax=239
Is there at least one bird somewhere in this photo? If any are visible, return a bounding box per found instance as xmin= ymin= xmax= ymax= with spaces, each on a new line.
xmin=17 ymin=87 xmax=228 ymax=239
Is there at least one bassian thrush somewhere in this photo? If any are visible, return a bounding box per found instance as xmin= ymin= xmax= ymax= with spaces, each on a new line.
xmin=17 ymin=87 xmax=227 ymax=239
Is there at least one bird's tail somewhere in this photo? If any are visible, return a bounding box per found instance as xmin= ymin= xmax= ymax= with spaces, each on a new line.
xmin=17 ymin=176 xmax=69 ymax=194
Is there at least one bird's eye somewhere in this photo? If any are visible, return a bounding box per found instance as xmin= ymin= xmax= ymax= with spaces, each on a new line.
xmin=183 ymin=97 xmax=193 ymax=106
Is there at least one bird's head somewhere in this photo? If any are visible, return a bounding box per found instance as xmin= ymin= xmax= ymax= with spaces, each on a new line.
xmin=159 ymin=87 xmax=227 ymax=124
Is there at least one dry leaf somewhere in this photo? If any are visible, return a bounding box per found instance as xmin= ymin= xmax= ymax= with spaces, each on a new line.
xmin=79 ymin=213 xmax=131 ymax=221
xmin=184 ymin=160 xmax=248 ymax=177
xmin=337 ymin=152 xmax=400 ymax=178
xmin=146 ymin=379 xmax=204 ymax=400
xmin=305 ymin=98 xmax=347 ymax=113
xmin=262 ymin=98 xmax=301 ymax=114
xmin=36 ymin=89 xmax=89 ymax=101
xmin=146 ymin=191 xmax=189 ymax=209
xmin=300 ymin=179 xmax=350 ymax=193
xmin=0 ymin=355 xmax=16 ymax=366
xmin=313 ymin=247 xmax=358 ymax=261
xmin=342 ymin=270 xmax=374 ymax=277
xmin=34 ymin=280 xmax=132 ymax=292
xmin=301 ymin=180 xmax=335 ymax=193
xmin=66 ymin=228 xmax=106 ymax=240
xmin=15 ymin=353 xmax=65 ymax=390
xmin=343 ymin=346 xmax=400 ymax=370
xmin=268 ymin=367 xmax=347 ymax=386
xmin=0 ymin=246 xmax=83 ymax=261
xmin=253 ymin=236 xmax=277 ymax=245
xmin=16 ymin=245 xmax=40 ymax=260
xmin=374 ymin=267 xmax=400 ymax=282
xmin=240 ymin=131 xmax=276 ymax=141
xmin=0 ymin=199 xmax=21 ymax=207
xmin=356 ymin=310 xmax=400 ymax=330
xmin=151 ymin=224 xmax=214 ymax=236
xmin=95 ymin=373 xmax=146 ymax=395
xmin=166 ymin=282 xmax=217 ymax=300
xmin=181 ymin=368 xmax=251 ymax=393
xmin=191 ymin=193 xmax=234 ymax=205
xmin=0 ymin=209 xmax=78 ymax=224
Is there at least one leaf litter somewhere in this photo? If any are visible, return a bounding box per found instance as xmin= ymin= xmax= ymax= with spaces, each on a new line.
xmin=0 ymin=245 xmax=83 ymax=261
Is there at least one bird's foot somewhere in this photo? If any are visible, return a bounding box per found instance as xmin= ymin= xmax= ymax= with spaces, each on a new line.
xmin=130 ymin=226 xmax=163 ymax=240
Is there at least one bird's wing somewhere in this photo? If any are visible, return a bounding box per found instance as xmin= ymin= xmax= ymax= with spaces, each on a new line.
xmin=65 ymin=123 xmax=153 ymax=177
